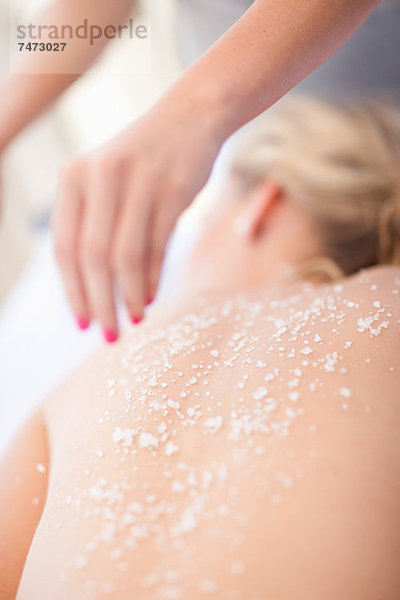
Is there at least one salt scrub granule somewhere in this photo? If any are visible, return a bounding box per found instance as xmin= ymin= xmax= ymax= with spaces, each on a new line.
xmin=167 ymin=399 xmax=180 ymax=410
xmin=96 ymin=449 xmax=104 ymax=457
xmin=230 ymin=561 xmax=246 ymax=575
xmin=340 ymin=387 xmax=352 ymax=399
xmin=210 ymin=349 xmax=219 ymax=358
xmin=139 ymin=432 xmax=159 ymax=449
xmin=199 ymin=578 xmax=218 ymax=594
xmin=288 ymin=391 xmax=300 ymax=402
xmin=204 ymin=416 xmax=223 ymax=432
xmin=301 ymin=346 xmax=313 ymax=355
xmin=253 ymin=386 xmax=267 ymax=400
xmin=36 ymin=463 xmax=46 ymax=474
xmin=112 ymin=427 xmax=135 ymax=447
xmin=165 ymin=441 xmax=179 ymax=456
xmin=73 ymin=555 xmax=88 ymax=569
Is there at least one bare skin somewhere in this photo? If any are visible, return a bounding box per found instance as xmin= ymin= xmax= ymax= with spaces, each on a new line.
xmin=1 ymin=265 xmax=400 ymax=600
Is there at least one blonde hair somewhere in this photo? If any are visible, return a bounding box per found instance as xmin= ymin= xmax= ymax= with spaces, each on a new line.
xmin=230 ymin=96 xmax=400 ymax=280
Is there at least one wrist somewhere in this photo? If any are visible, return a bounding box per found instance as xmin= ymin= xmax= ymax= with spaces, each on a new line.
xmin=156 ymin=77 xmax=236 ymax=148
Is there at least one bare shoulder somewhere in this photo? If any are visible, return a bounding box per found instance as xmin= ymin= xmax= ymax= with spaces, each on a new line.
xmin=343 ymin=265 xmax=400 ymax=303
xmin=340 ymin=265 xmax=400 ymax=336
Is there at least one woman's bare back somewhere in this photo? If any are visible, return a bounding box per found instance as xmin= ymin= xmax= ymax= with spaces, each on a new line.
xmin=13 ymin=267 xmax=400 ymax=599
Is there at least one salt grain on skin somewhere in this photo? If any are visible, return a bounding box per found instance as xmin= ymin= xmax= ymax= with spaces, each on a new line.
xmin=73 ymin=555 xmax=88 ymax=569
xmin=36 ymin=463 xmax=46 ymax=474
xmin=204 ymin=416 xmax=224 ymax=432
xmin=165 ymin=441 xmax=179 ymax=456
xmin=300 ymin=346 xmax=313 ymax=355
xmin=139 ymin=432 xmax=159 ymax=449
xmin=167 ymin=399 xmax=180 ymax=410
xmin=252 ymin=386 xmax=267 ymax=401
xmin=112 ymin=427 xmax=135 ymax=447
xmin=199 ymin=579 xmax=218 ymax=594
xmin=230 ymin=561 xmax=246 ymax=575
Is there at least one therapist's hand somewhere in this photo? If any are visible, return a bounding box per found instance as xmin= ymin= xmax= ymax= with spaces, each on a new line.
xmin=52 ymin=98 xmax=223 ymax=342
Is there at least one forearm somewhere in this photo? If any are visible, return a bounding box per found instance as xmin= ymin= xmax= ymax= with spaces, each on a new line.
xmin=0 ymin=0 xmax=135 ymax=150
xmin=162 ymin=0 xmax=380 ymax=141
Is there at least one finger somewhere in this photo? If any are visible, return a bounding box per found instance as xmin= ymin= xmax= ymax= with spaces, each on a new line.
xmin=80 ymin=158 xmax=122 ymax=342
xmin=53 ymin=162 xmax=90 ymax=329
xmin=113 ymin=167 xmax=154 ymax=324
xmin=147 ymin=180 xmax=188 ymax=303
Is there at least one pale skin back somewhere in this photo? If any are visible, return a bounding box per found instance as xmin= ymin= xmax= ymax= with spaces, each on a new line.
xmin=1 ymin=266 xmax=400 ymax=600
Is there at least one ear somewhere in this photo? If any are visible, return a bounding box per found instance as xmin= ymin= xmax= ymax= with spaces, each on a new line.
xmin=240 ymin=180 xmax=283 ymax=239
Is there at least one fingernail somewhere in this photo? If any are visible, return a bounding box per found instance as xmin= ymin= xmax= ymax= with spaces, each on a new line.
xmin=146 ymin=296 xmax=154 ymax=307
xmin=76 ymin=316 xmax=90 ymax=331
xmin=130 ymin=316 xmax=143 ymax=326
xmin=103 ymin=329 xmax=118 ymax=344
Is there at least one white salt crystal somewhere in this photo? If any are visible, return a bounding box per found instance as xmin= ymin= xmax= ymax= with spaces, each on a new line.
xmin=253 ymin=386 xmax=267 ymax=400
xmin=165 ymin=441 xmax=179 ymax=456
xmin=204 ymin=416 xmax=223 ymax=431
xmin=167 ymin=399 xmax=180 ymax=410
xmin=199 ymin=579 xmax=217 ymax=594
xmin=112 ymin=427 xmax=135 ymax=447
xmin=139 ymin=432 xmax=159 ymax=449
xmin=230 ymin=561 xmax=246 ymax=575
xmin=301 ymin=346 xmax=313 ymax=355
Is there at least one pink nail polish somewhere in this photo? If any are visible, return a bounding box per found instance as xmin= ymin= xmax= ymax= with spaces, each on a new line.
xmin=103 ymin=329 xmax=118 ymax=344
xmin=76 ymin=316 xmax=90 ymax=331
xmin=146 ymin=296 xmax=154 ymax=307
xmin=130 ymin=316 xmax=143 ymax=325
